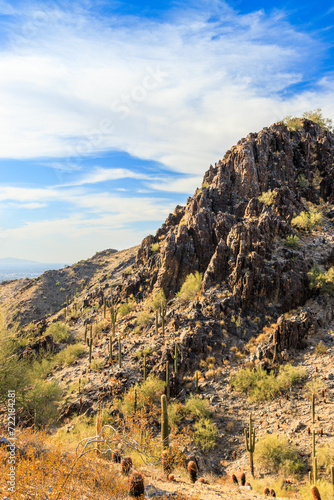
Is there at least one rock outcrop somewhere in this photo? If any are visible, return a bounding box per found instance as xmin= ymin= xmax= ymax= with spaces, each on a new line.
xmin=121 ymin=120 xmax=334 ymax=318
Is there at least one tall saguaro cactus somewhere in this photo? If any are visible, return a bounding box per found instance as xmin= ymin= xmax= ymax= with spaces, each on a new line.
xmin=244 ymin=413 xmax=256 ymax=477
xmin=110 ymin=303 xmax=118 ymax=338
xmin=166 ymin=361 xmax=170 ymax=400
xmin=88 ymin=326 xmax=93 ymax=366
xmin=161 ymin=394 xmax=169 ymax=449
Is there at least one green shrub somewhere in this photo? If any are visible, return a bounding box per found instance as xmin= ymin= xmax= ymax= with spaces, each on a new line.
xmin=136 ymin=310 xmax=152 ymax=327
xmin=89 ymin=358 xmax=105 ymax=371
xmin=45 ymin=322 xmax=71 ymax=343
xmin=21 ymin=379 xmax=62 ymax=428
xmin=282 ymin=115 xmax=303 ymax=131
xmin=184 ymin=394 xmax=210 ymax=419
xmin=122 ymin=375 xmax=165 ymax=414
xmin=256 ymin=433 xmax=304 ymax=475
xmin=54 ymin=344 xmax=86 ymax=366
xmin=317 ymin=438 xmax=334 ymax=471
xmin=285 ymin=235 xmax=300 ymax=249
xmin=95 ymin=321 xmax=106 ymax=336
xmin=297 ymin=174 xmax=309 ymax=189
xmin=176 ymin=272 xmax=202 ymax=304
xmin=151 ymin=288 xmax=166 ymax=311
xmin=258 ymin=189 xmax=275 ymax=206
xmin=291 ymin=206 xmax=322 ymax=231
xmin=133 ymin=347 xmax=153 ymax=359
xmin=302 ymin=109 xmax=333 ymax=133
xmin=168 ymin=401 xmax=184 ymax=429
xmin=119 ymin=298 xmax=135 ymax=317
xmin=230 ymin=365 xmax=306 ymax=402
xmin=150 ymin=242 xmax=159 ymax=252
xmin=193 ymin=418 xmax=218 ymax=451
xmin=308 ymin=265 xmax=334 ymax=294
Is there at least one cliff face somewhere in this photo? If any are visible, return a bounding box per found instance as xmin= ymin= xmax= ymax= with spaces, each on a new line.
xmin=121 ymin=120 xmax=334 ymax=316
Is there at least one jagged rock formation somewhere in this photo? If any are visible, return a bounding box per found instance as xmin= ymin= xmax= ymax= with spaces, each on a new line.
xmin=121 ymin=120 xmax=334 ymax=318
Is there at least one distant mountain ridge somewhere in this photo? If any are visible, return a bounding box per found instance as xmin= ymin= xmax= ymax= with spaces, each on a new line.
xmin=0 ymin=257 xmax=66 ymax=269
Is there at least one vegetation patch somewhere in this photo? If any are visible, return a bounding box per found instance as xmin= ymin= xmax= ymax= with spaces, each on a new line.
xmin=193 ymin=418 xmax=219 ymax=451
xmin=45 ymin=322 xmax=71 ymax=343
xmin=285 ymin=235 xmax=300 ymax=249
xmin=176 ymin=271 xmax=203 ymax=304
xmin=258 ymin=189 xmax=275 ymax=206
xmin=255 ymin=433 xmax=304 ymax=476
xmin=308 ymin=265 xmax=334 ymax=294
xmin=291 ymin=206 xmax=322 ymax=231
xmin=230 ymin=364 xmax=307 ymax=401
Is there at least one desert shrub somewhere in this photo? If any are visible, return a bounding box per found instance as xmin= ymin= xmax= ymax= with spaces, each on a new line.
xmin=230 ymin=365 xmax=306 ymax=401
xmin=122 ymin=375 xmax=165 ymax=413
xmin=168 ymin=401 xmax=184 ymax=429
xmin=21 ymin=379 xmax=62 ymax=428
xmin=258 ymin=189 xmax=275 ymax=206
xmin=176 ymin=271 xmax=202 ymax=304
xmin=256 ymin=433 xmax=304 ymax=475
xmin=54 ymin=344 xmax=85 ymax=366
xmin=89 ymin=358 xmax=105 ymax=371
xmin=45 ymin=322 xmax=71 ymax=343
xmin=285 ymin=235 xmax=300 ymax=248
xmin=136 ymin=310 xmax=152 ymax=327
xmin=283 ymin=115 xmax=303 ymax=131
xmin=133 ymin=347 xmax=153 ymax=359
xmin=150 ymin=242 xmax=159 ymax=252
xmin=315 ymin=341 xmax=328 ymax=355
xmin=308 ymin=265 xmax=334 ymax=294
xmin=118 ymin=298 xmax=135 ymax=317
xmin=317 ymin=438 xmax=334 ymax=471
xmin=184 ymin=394 xmax=210 ymax=419
xmin=297 ymin=174 xmax=309 ymax=189
xmin=193 ymin=418 xmax=218 ymax=451
xmin=291 ymin=206 xmax=322 ymax=231
xmin=302 ymin=109 xmax=333 ymax=133
xmin=151 ymin=288 xmax=166 ymax=311
xmin=305 ymin=377 xmax=323 ymax=397
xmin=283 ymin=109 xmax=333 ymax=133
xmin=95 ymin=321 xmax=107 ymax=336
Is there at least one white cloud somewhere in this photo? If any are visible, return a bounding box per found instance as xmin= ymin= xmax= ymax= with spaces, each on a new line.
xmin=0 ymin=2 xmax=331 ymax=177
xmin=57 ymin=167 xmax=154 ymax=187
xmin=0 ymin=2 xmax=334 ymax=262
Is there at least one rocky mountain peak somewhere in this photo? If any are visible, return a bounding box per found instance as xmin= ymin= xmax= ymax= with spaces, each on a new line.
xmin=123 ymin=120 xmax=334 ymax=317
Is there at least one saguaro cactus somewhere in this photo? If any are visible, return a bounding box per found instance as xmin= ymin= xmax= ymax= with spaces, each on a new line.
xmin=118 ymin=337 xmax=121 ymax=368
xmin=88 ymin=326 xmax=93 ymax=365
xmin=160 ymin=304 xmax=166 ymax=335
xmin=166 ymin=361 xmax=170 ymax=400
xmin=244 ymin=413 xmax=256 ymax=477
xmin=312 ymin=393 xmax=316 ymax=424
xmin=110 ymin=303 xmax=118 ymax=338
xmin=143 ymin=354 xmax=147 ymax=381
xmin=161 ymin=394 xmax=169 ymax=449
xmin=195 ymin=370 xmax=199 ymax=393
xmin=174 ymin=343 xmax=178 ymax=373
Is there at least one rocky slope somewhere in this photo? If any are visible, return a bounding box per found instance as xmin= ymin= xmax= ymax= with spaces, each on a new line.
xmin=1 ymin=119 xmax=334 ymax=499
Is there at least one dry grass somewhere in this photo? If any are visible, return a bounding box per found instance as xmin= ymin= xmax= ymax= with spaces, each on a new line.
xmin=0 ymin=429 xmax=129 ymax=499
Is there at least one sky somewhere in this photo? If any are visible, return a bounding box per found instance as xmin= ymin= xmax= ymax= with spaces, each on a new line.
xmin=0 ymin=0 xmax=333 ymax=263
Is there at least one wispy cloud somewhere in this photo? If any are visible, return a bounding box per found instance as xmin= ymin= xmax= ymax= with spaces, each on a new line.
xmin=0 ymin=1 xmax=333 ymax=262
xmin=0 ymin=1 xmax=331 ymax=176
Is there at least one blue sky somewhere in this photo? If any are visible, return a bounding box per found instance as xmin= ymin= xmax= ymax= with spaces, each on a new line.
xmin=0 ymin=0 xmax=333 ymax=263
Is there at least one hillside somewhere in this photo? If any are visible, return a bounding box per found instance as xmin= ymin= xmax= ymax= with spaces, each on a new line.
xmin=1 ymin=118 xmax=334 ymax=500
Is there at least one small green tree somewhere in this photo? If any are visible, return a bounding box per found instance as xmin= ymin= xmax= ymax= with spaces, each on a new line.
xmin=176 ymin=271 xmax=202 ymax=304
xmin=302 ymin=109 xmax=333 ymax=133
